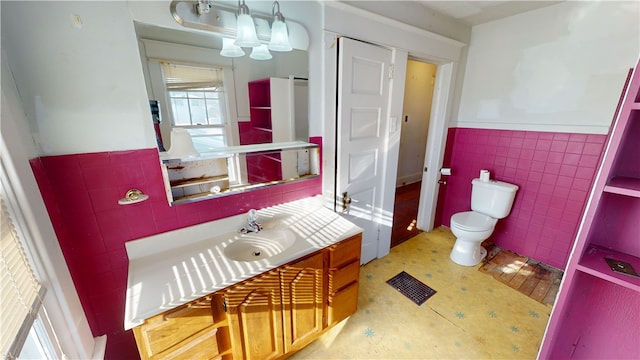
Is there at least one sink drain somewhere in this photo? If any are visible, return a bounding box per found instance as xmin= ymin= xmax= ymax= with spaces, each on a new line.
xmin=252 ymin=250 xmax=262 ymax=257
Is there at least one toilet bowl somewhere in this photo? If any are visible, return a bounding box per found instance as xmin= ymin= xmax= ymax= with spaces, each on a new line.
xmin=449 ymin=211 xmax=497 ymax=266
xmin=449 ymin=177 xmax=519 ymax=266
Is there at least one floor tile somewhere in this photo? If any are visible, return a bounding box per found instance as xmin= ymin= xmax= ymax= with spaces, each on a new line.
xmin=292 ymin=227 xmax=552 ymax=359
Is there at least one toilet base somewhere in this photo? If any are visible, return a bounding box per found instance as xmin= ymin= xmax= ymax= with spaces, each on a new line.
xmin=449 ymin=238 xmax=487 ymax=266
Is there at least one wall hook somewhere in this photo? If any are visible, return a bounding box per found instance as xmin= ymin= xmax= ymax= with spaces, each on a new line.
xmin=118 ymin=189 xmax=149 ymax=205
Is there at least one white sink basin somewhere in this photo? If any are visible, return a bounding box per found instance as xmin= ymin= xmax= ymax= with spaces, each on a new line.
xmin=224 ymin=229 xmax=296 ymax=262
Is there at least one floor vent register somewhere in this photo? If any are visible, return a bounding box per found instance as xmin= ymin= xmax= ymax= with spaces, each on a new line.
xmin=386 ymin=271 xmax=437 ymax=305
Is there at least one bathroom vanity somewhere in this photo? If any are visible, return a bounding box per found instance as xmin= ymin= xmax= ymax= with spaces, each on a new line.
xmin=124 ymin=197 xmax=362 ymax=359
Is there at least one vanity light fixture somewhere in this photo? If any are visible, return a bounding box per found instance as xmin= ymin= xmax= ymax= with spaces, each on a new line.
xmin=268 ymin=1 xmax=292 ymax=52
xmin=195 ymin=0 xmax=213 ymax=15
xmin=234 ymin=0 xmax=260 ymax=48
xmin=195 ymin=0 xmax=295 ymax=58
xmin=220 ymin=37 xmax=245 ymax=57
xmin=250 ymin=44 xmax=272 ymax=60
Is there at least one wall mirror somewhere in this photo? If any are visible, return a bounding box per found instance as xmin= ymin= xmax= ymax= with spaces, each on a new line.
xmin=133 ymin=1 xmax=317 ymax=204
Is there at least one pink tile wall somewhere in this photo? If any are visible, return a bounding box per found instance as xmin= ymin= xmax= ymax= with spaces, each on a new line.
xmin=246 ymin=153 xmax=282 ymax=183
xmin=438 ymin=128 xmax=606 ymax=269
xmin=238 ymin=121 xmax=272 ymax=144
xmin=30 ymin=137 xmax=322 ymax=360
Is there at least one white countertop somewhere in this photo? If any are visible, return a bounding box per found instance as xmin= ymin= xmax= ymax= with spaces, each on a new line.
xmin=124 ymin=196 xmax=361 ymax=330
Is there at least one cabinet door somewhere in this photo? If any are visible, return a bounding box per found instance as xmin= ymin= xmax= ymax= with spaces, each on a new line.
xmin=133 ymin=296 xmax=220 ymax=360
xmin=225 ymin=270 xmax=284 ymax=360
xmin=280 ymin=252 xmax=324 ymax=352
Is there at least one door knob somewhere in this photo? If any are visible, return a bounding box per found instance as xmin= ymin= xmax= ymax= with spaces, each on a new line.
xmin=438 ymin=180 xmax=447 ymax=185
xmin=342 ymin=192 xmax=352 ymax=213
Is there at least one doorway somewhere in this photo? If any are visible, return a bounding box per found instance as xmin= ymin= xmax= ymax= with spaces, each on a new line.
xmin=392 ymin=59 xmax=437 ymax=248
xmin=325 ymin=28 xmax=462 ymax=262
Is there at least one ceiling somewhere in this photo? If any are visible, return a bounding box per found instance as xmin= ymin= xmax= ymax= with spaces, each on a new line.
xmin=417 ymin=1 xmax=564 ymax=26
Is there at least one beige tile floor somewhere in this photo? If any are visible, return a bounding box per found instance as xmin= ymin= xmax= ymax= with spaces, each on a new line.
xmin=291 ymin=226 xmax=553 ymax=359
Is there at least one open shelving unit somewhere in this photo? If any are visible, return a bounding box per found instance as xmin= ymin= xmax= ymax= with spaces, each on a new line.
xmin=538 ymin=61 xmax=640 ymax=358
xmin=242 ymin=77 xmax=298 ymax=183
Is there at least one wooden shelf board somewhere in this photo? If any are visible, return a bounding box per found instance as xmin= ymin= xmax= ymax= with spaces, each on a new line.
xmin=604 ymin=176 xmax=640 ymax=197
xmin=170 ymin=175 xmax=229 ymax=188
xmin=250 ymin=106 xmax=271 ymax=110
xmin=171 ymin=191 xmax=225 ymax=204
xmin=577 ymin=244 xmax=640 ymax=293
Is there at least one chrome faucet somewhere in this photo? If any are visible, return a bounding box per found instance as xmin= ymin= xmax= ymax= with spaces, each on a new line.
xmin=240 ymin=209 xmax=262 ymax=234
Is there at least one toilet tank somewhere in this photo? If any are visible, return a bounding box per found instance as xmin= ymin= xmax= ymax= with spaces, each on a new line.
xmin=470 ymin=179 xmax=519 ymax=219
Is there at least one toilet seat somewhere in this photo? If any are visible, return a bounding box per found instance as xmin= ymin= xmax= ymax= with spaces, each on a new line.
xmin=451 ymin=211 xmax=496 ymax=232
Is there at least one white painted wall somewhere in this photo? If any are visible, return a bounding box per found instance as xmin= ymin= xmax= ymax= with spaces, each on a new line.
xmin=455 ymin=1 xmax=640 ymax=134
xmin=343 ymin=0 xmax=471 ymax=44
xmin=1 ymin=1 xmax=157 ymax=155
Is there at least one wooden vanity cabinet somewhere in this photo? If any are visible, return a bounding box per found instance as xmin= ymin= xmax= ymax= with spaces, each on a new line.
xmin=133 ymin=233 xmax=362 ymax=360
xmin=132 ymin=294 xmax=231 ymax=360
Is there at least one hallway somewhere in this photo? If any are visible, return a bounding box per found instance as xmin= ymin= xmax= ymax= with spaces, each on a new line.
xmin=392 ymin=181 xmax=422 ymax=248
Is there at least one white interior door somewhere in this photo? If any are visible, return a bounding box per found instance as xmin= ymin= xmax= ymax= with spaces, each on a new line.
xmin=336 ymin=37 xmax=392 ymax=264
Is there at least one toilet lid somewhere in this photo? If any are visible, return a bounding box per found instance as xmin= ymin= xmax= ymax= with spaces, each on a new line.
xmin=451 ymin=211 xmax=495 ymax=232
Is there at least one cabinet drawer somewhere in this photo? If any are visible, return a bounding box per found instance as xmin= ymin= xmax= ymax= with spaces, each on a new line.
xmin=329 ymin=260 xmax=360 ymax=293
xmin=328 ymin=282 xmax=359 ymax=326
xmin=134 ymin=299 xmax=215 ymax=359
xmin=159 ymin=326 xmax=220 ymax=360
xmin=329 ymin=235 xmax=362 ymax=268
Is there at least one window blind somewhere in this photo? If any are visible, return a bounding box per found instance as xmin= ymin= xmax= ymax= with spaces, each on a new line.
xmin=1 ymin=195 xmax=46 ymax=359
xmin=161 ymin=62 xmax=223 ymax=90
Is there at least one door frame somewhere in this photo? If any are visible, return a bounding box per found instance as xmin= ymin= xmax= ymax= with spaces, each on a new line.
xmin=321 ymin=2 xmax=466 ymax=259
xmin=416 ymin=60 xmax=457 ymax=232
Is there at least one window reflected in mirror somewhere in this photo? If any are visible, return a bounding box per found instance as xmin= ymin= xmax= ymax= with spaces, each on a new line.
xmin=160 ymin=62 xmax=230 ymax=152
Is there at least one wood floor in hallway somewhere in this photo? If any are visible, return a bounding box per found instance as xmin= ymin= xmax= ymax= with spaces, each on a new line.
xmin=392 ymin=181 xmax=422 ymax=248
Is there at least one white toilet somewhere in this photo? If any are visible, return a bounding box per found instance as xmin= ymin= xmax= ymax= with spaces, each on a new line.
xmin=449 ymin=178 xmax=519 ymax=266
